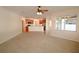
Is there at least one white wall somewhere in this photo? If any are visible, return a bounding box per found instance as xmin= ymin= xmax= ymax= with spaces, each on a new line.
xmin=49 ymin=8 xmax=79 ymax=42
xmin=46 ymin=17 xmax=52 ymax=33
xmin=0 ymin=7 xmax=22 ymax=44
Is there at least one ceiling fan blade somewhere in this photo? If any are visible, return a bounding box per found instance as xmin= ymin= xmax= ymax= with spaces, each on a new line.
xmin=41 ymin=10 xmax=48 ymax=13
xmin=43 ymin=10 xmax=48 ymax=11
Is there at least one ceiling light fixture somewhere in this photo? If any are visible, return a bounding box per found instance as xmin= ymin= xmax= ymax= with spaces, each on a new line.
xmin=37 ymin=11 xmax=42 ymax=15
xmin=36 ymin=6 xmax=48 ymax=15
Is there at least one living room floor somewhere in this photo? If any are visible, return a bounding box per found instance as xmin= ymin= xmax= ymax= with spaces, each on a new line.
xmin=0 ymin=32 xmax=79 ymax=53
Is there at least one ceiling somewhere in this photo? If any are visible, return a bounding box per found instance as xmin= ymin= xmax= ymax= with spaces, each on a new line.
xmin=2 ymin=6 xmax=79 ymax=18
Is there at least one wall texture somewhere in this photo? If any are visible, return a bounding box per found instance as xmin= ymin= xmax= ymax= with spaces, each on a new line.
xmin=49 ymin=8 xmax=79 ymax=42
xmin=0 ymin=7 xmax=22 ymax=44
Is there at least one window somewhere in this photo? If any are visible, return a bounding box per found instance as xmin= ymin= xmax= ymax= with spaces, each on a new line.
xmin=56 ymin=15 xmax=77 ymax=31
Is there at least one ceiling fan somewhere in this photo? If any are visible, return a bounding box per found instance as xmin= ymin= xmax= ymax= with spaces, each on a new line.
xmin=36 ymin=6 xmax=48 ymax=15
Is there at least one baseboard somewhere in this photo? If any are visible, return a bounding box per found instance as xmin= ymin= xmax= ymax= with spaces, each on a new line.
xmin=0 ymin=32 xmax=22 ymax=45
xmin=49 ymin=34 xmax=79 ymax=43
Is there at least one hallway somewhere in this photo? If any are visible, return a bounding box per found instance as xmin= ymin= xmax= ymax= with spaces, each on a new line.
xmin=0 ymin=32 xmax=79 ymax=53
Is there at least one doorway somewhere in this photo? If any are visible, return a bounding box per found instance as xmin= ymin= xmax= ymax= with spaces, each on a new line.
xmin=22 ymin=18 xmax=46 ymax=33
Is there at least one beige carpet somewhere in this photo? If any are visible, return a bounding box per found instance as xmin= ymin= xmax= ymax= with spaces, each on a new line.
xmin=0 ymin=32 xmax=79 ymax=53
